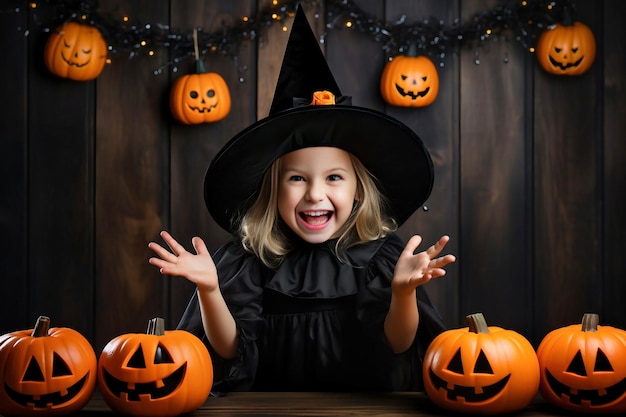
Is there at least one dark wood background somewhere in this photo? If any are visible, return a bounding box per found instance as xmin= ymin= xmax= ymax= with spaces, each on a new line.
xmin=1 ymin=0 xmax=624 ymax=354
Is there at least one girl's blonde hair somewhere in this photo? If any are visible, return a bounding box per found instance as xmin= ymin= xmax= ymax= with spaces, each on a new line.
xmin=238 ymin=150 xmax=397 ymax=268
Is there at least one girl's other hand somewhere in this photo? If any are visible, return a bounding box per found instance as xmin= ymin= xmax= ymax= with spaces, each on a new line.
xmin=148 ymin=231 xmax=218 ymax=292
xmin=392 ymin=235 xmax=456 ymax=294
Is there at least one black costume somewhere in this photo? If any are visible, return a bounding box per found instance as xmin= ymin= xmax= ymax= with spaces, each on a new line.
xmin=177 ymin=233 xmax=446 ymax=392
xmin=176 ymin=5 xmax=449 ymax=393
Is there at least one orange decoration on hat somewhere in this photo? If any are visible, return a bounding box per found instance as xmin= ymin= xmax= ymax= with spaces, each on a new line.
xmin=311 ymin=91 xmax=336 ymax=105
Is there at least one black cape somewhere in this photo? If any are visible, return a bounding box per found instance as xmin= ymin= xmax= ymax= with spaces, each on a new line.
xmin=177 ymin=232 xmax=446 ymax=393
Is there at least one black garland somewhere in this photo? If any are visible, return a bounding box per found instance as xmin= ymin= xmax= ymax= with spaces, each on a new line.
xmin=8 ymin=0 xmax=577 ymax=76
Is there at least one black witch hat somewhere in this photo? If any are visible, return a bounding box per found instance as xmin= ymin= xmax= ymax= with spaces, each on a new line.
xmin=204 ymin=5 xmax=434 ymax=233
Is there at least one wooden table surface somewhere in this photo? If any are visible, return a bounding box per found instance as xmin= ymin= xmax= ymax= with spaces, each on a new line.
xmin=78 ymin=391 xmax=573 ymax=416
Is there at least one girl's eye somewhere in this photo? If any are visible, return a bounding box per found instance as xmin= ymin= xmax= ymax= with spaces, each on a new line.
xmin=289 ymin=175 xmax=304 ymax=182
xmin=328 ymin=174 xmax=342 ymax=181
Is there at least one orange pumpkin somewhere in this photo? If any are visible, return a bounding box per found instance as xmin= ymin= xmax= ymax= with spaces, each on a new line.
xmin=536 ymin=20 xmax=596 ymax=76
xmin=380 ymin=45 xmax=439 ymax=107
xmin=536 ymin=313 xmax=626 ymax=414
xmin=423 ymin=313 xmax=539 ymax=414
xmin=98 ymin=317 xmax=213 ymax=417
xmin=170 ymin=60 xmax=231 ymax=124
xmin=0 ymin=316 xmax=97 ymax=416
xmin=44 ymin=21 xmax=108 ymax=81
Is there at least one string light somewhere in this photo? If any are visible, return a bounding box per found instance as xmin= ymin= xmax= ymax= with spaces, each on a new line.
xmin=14 ymin=0 xmax=577 ymax=73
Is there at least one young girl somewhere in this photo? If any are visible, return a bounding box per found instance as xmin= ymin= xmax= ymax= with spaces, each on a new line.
xmin=148 ymin=6 xmax=455 ymax=393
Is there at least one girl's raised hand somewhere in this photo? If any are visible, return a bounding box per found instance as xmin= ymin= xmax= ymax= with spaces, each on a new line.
xmin=148 ymin=231 xmax=218 ymax=292
xmin=392 ymin=235 xmax=456 ymax=295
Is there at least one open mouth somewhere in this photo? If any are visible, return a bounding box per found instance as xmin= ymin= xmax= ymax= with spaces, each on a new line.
xmin=429 ymin=368 xmax=511 ymax=402
xmin=545 ymin=369 xmax=626 ymax=406
xmin=395 ymin=84 xmax=430 ymax=100
xmin=299 ymin=210 xmax=333 ymax=227
xmin=5 ymin=373 xmax=89 ymax=409
xmin=101 ymin=364 xmax=186 ymax=401
xmin=548 ymin=55 xmax=584 ymax=70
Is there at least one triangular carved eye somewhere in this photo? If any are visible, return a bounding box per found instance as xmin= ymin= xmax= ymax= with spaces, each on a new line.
xmin=154 ymin=343 xmax=174 ymax=364
xmin=473 ymin=350 xmax=494 ymax=374
xmin=566 ymin=351 xmax=587 ymax=376
xmin=52 ymin=353 xmax=72 ymax=377
xmin=127 ymin=345 xmax=146 ymax=368
xmin=23 ymin=357 xmax=45 ymax=382
xmin=594 ymin=349 xmax=614 ymax=372
xmin=446 ymin=348 xmax=464 ymax=374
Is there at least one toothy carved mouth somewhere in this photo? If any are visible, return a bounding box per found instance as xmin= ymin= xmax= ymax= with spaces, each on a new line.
xmin=548 ymin=55 xmax=584 ymax=70
xmin=61 ymin=53 xmax=92 ymax=68
xmin=545 ymin=369 xmax=626 ymax=406
xmin=187 ymin=104 xmax=218 ymax=113
xmin=102 ymin=363 xmax=186 ymax=401
xmin=5 ymin=373 xmax=89 ymax=408
xmin=394 ymin=84 xmax=430 ymax=100
xmin=429 ymin=369 xmax=511 ymax=402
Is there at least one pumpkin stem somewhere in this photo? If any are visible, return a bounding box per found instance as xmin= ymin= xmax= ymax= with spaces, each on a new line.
xmin=407 ymin=42 xmax=418 ymax=57
xmin=31 ymin=316 xmax=51 ymax=337
xmin=561 ymin=5 xmax=574 ymax=26
xmin=581 ymin=313 xmax=599 ymax=332
xmin=192 ymin=28 xmax=207 ymax=73
xmin=147 ymin=317 xmax=166 ymax=336
xmin=466 ymin=313 xmax=490 ymax=334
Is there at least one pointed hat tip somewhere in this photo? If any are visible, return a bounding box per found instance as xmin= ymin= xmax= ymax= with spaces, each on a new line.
xmin=268 ymin=3 xmax=341 ymax=115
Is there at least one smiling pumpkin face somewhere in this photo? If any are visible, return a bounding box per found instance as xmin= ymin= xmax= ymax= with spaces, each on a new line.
xmin=380 ymin=54 xmax=439 ymax=107
xmin=0 ymin=316 xmax=97 ymax=417
xmin=97 ymin=318 xmax=213 ymax=417
xmin=537 ymin=313 xmax=626 ymax=413
xmin=423 ymin=313 xmax=540 ymax=415
xmin=536 ymin=21 xmax=596 ymax=76
xmin=44 ymin=21 xmax=108 ymax=81
xmin=170 ymin=70 xmax=231 ymax=124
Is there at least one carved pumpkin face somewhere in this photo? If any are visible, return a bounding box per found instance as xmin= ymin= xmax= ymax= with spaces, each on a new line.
xmin=170 ymin=70 xmax=231 ymax=124
xmin=423 ymin=313 xmax=540 ymax=414
xmin=537 ymin=313 xmax=626 ymax=413
xmin=44 ymin=21 xmax=108 ymax=81
xmin=0 ymin=316 xmax=97 ymax=417
xmin=98 ymin=318 xmax=213 ymax=417
xmin=380 ymin=54 xmax=439 ymax=107
xmin=536 ymin=21 xmax=596 ymax=76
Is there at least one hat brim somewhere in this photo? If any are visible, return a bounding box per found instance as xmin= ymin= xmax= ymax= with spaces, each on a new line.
xmin=204 ymin=105 xmax=434 ymax=233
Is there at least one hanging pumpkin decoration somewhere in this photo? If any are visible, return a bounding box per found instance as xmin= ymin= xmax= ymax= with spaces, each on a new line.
xmin=536 ymin=313 xmax=626 ymax=414
xmin=98 ymin=317 xmax=213 ymax=417
xmin=0 ymin=316 xmax=97 ymax=417
xmin=535 ymin=7 xmax=595 ymax=76
xmin=380 ymin=43 xmax=439 ymax=107
xmin=44 ymin=21 xmax=108 ymax=81
xmin=169 ymin=29 xmax=231 ymax=124
xmin=422 ymin=313 xmax=540 ymax=414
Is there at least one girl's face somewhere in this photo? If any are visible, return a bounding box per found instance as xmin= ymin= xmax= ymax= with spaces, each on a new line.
xmin=277 ymin=147 xmax=358 ymax=244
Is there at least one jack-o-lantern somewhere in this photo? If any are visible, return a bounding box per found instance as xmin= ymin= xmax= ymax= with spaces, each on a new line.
xmin=0 ymin=316 xmax=97 ymax=417
xmin=169 ymin=59 xmax=231 ymax=125
xmin=98 ymin=317 xmax=213 ymax=417
xmin=380 ymin=44 xmax=439 ymax=107
xmin=535 ymin=15 xmax=596 ymax=76
xmin=423 ymin=313 xmax=540 ymax=414
xmin=44 ymin=21 xmax=108 ymax=81
xmin=537 ymin=313 xmax=626 ymax=414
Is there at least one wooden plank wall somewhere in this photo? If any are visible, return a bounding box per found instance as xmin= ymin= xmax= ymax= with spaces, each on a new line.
xmin=1 ymin=0 xmax=625 ymax=354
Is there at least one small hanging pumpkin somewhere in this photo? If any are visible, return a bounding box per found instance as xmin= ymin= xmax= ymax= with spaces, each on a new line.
xmin=169 ymin=29 xmax=231 ymax=124
xmin=422 ymin=313 xmax=540 ymax=414
xmin=535 ymin=8 xmax=595 ymax=76
xmin=98 ymin=317 xmax=213 ymax=417
xmin=536 ymin=313 xmax=626 ymax=414
xmin=44 ymin=21 xmax=108 ymax=81
xmin=380 ymin=44 xmax=439 ymax=107
xmin=0 ymin=316 xmax=97 ymax=417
